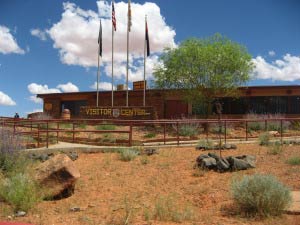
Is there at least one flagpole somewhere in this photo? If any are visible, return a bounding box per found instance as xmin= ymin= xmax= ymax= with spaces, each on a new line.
xmin=96 ymin=20 xmax=101 ymax=107
xmin=96 ymin=46 xmax=100 ymax=107
xmin=111 ymin=1 xmax=114 ymax=107
xmin=126 ymin=0 xmax=131 ymax=107
xmin=143 ymin=15 xmax=147 ymax=107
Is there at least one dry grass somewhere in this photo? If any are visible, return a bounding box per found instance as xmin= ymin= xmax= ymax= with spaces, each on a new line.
xmin=0 ymin=144 xmax=299 ymax=224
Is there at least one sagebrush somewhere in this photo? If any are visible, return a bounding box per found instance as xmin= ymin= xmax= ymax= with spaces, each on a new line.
xmin=231 ymin=174 xmax=291 ymax=217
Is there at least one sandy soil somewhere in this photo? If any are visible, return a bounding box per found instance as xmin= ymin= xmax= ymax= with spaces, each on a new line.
xmin=1 ymin=144 xmax=300 ymax=225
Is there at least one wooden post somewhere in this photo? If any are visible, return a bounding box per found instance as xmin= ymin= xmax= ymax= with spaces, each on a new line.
xmin=246 ymin=121 xmax=248 ymax=141
xmin=46 ymin=121 xmax=49 ymax=148
xmin=177 ymin=121 xmax=179 ymax=146
xmin=280 ymin=119 xmax=283 ymax=143
xmin=57 ymin=122 xmax=59 ymax=144
xmin=129 ymin=124 xmax=132 ymax=146
xmin=37 ymin=123 xmax=40 ymax=148
xmin=163 ymin=123 xmax=166 ymax=145
xmin=224 ymin=120 xmax=227 ymax=144
xmin=72 ymin=122 xmax=75 ymax=143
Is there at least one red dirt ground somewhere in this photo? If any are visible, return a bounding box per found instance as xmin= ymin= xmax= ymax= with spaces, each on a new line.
xmin=1 ymin=144 xmax=300 ymax=225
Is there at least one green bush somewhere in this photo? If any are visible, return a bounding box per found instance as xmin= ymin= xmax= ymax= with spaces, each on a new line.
xmin=144 ymin=132 xmax=156 ymax=138
xmin=153 ymin=195 xmax=195 ymax=222
xmin=258 ymin=132 xmax=270 ymax=146
xmin=178 ymin=123 xmax=199 ymax=137
xmin=267 ymin=141 xmax=283 ymax=155
xmin=196 ymin=138 xmax=214 ymax=149
xmin=231 ymin=174 xmax=291 ymax=217
xmin=0 ymin=173 xmax=41 ymax=211
xmin=96 ymin=123 xmax=116 ymax=131
xmin=119 ymin=149 xmax=139 ymax=162
xmin=286 ymin=156 xmax=300 ymax=165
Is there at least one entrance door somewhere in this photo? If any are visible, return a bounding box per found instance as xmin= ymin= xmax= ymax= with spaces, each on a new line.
xmin=164 ymin=100 xmax=188 ymax=119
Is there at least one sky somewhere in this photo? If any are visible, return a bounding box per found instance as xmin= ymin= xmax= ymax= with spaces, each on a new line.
xmin=0 ymin=0 xmax=300 ymax=117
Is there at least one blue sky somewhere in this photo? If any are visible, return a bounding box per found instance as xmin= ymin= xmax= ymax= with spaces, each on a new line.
xmin=0 ymin=0 xmax=300 ymax=117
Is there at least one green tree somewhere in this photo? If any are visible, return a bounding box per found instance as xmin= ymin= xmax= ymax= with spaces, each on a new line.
xmin=154 ymin=34 xmax=254 ymax=116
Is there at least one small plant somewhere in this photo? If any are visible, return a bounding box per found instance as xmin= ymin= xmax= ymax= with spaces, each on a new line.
xmin=286 ymin=156 xmax=300 ymax=165
xmin=196 ymin=138 xmax=214 ymax=149
xmin=231 ymin=174 xmax=291 ymax=217
xmin=192 ymin=167 xmax=206 ymax=177
xmin=140 ymin=155 xmax=150 ymax=165
xmin=119 ymin=149 xmax=139 ymax=162
xmin=96 ymin=122 xmax=116 ymax=131
xmin=100 ymin=133 xmax=116 ymax=143
xmin=0 ymin=173 xmax=42 ymax=212
xmin=144 ymin=132 xmax=156 ymax=138
xmin=153 ymin=195 xmax=195 ymax=222
xmin=267 ymin=141 xmax=283 ymax=155
xmin=258 ymin=132 xmax=270 ymax=146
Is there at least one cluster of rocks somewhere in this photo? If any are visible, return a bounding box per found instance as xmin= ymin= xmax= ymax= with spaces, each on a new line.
xmin=196 ymin=143 xmax=237 ymax=151
xmin=140 ymin=148 xmax=159 ymax=156
xmin=195 ymin=152 xmax=256 ymax=172
xmin=28 ymin=151 xmax=78 ymax=162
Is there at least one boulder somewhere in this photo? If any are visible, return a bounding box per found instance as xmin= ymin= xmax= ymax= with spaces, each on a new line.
xmin=236 ymin=155 xmax=256 ymax=168
xmin=226 ymin=156 xmax=253 ymax=171
xmin=196 ymin=154 xmax=216 ymax=169
xmin=67 ymin=151 xmax=79 ymax=161
xmin=35 ymin=154 xmax=80 ymax=199
xmin=216 ymin=158 xmax=230 ymax=172
xmin=141 ymin=148 xmax=159 ymax=156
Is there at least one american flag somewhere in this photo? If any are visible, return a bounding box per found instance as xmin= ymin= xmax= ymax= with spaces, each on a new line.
xmin=98 ymin=19 xmax=102 ymax=57
xmin=145 ymin=19 xmax=150 ymax=57
xmin=112 ymin=1 xmax=116 ymax=31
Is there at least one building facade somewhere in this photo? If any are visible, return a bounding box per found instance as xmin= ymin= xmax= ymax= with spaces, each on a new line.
xmin=37 ymin=85 xmax=300 ymax=119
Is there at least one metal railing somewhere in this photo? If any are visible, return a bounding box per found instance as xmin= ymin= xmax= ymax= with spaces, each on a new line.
xmin=1 ymin=116 xmax=300 ymax=148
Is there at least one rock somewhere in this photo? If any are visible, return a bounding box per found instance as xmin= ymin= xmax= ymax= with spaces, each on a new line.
xmin=67 ymin=152 xmax=79 ymax=161
xmin=15 ymin=211 xmax=26 ymax=217
xmin=236 ymin=155 xmax=256 ymax=168
xmin=39 ymin=153 xmax=49 ymax=162
xmin=227 ymin=156 xmax=252 ymax=170
xmin=141 ymin=148 xmax=159 ymax=156
xmin=35 ymin=154 xmax=80 ymax=200
xmin=70 ymin=206 xmax=81 ymax=212
xmin=200 ymin=157 xmax=217 ymax=169
xmin=216 ymin=158 xmax=230 ymax=172
xmin=208 ymin=152 xmax=221 ymax=162
xmin=269 ymin=131 xmax=279 ymax=136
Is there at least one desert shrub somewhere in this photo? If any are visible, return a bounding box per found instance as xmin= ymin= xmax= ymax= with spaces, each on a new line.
xmin=210 ymin=123 xmax=231 ymax=135
xmin=197 ymin=138 xmax=214 ymax=149
xmin=100 ymin=133 xmax=116 ymax=143
xmin=245 ymin=113 xmax=290 ymax=132
xmin=231 ymin=174 xmax=291 ymax=217
xmin=0 ymin=128 xmax=24 ymax=172
xmin=258 ymin=132 xmax=270 ymax=146
xmin=153 ymin=195 xmax=195 ymax=222
xmin=140 ymin=155 xmax=150 ymax=165
xmin=96 ymin=123 xmax=116 ymax=131
xmin=144 ymin=132 xmax=156 ymax=138
xmin=172 ymin=120 xmax=200 ymax=137
xmin=286 ymin=156 xmax=300 ymax=165
xmin=119 ymin=149 xmax=139 ymax=162
xmin=0 ymin=173 xmax=42 ymax=211
xmin=267 ymin=141 xmax=283 ymax=155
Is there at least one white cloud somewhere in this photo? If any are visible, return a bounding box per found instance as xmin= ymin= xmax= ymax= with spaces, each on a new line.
xmin=26 ymin=109 xmax=43 ymax=115
xmin=0 ymin=91 xmax=16 ymax=106
xmin=27 ymin=82 xmax=80 ymax=103
xmin=57 ymin=82 xmax=79 ymax=92
xmin=268 ymin=50 xmax=276 ymax=57
xmin=90 ymin=81 xmax=116 ymax=91
xmin=46 ymin=1 xmax=176 ymax=81
xmin=252 ymin=54 xmax=300 ymax=81
xmin=30 ymin=28 xmax=47 ymax=41
xmin=0 ymin=25 xmax=25 ymax=54
xmin=28 ymin=83 xmax=61 ymax=95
